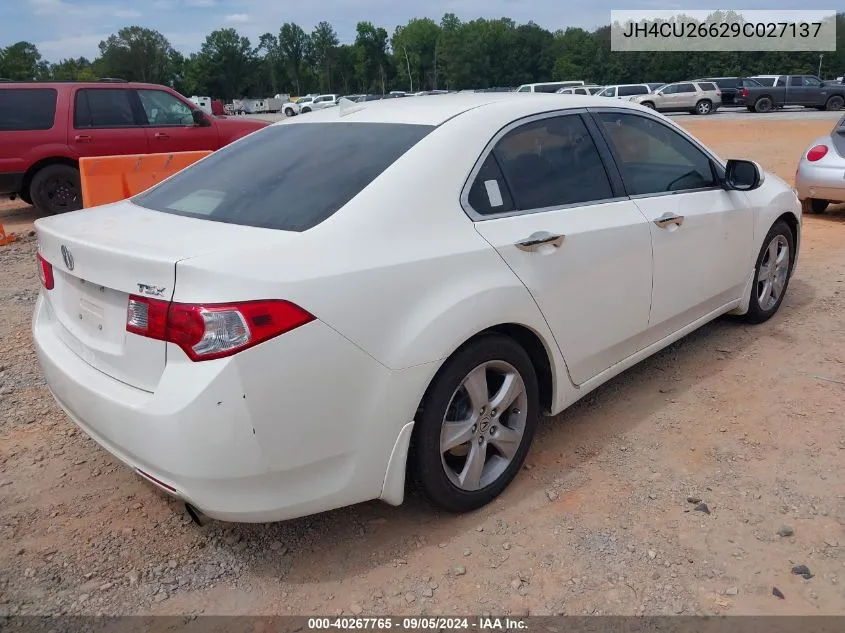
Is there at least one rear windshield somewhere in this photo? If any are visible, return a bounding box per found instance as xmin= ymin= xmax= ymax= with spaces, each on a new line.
xmin=132 ymin=122 xmax=434 ymax=232
xmin=0 ymin=88 xmax=57 ymax=131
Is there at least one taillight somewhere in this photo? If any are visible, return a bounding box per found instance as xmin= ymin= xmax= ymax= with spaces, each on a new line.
xmin=806 ymin=145 xmax=828 ymax=162
xmin=37 ymin=253 xmax=54 ymax=290
xmin=716 ymin=91 xmax=721 ymax=96
xmin=741 ymin=88 xmax=749 ymax=97
xmin=126 ymin=297 xmax=314 ymax=361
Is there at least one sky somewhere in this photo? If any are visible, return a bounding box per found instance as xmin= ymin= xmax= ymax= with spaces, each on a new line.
xmin=0 ymin=0 xmax=835 ymax=62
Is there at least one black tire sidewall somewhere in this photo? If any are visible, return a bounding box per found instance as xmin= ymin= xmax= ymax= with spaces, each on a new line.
xmin=30 ymin=164 xmax=82 ymax=215
xmin=755 ymin=98 xmax=773 ymax=113
xmin=410 ymin=335 xmax=540 ymax=513
xmin=696 ymin=100 xmax=712 ymax=114
xmin=826 ymin=96 xmax=844 ymax=111
xmin=743 ymin=220 xmax=795 ymax=323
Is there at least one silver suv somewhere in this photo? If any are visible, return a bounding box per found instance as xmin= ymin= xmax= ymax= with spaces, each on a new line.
xmin=631 ymin=81 xmax=722 ymax=115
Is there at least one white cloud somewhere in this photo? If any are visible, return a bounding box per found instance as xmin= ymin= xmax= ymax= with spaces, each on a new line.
xmin=224 ymin=13 xmax=250 ymax=24
xmin=186 ymin=0 xmax=217 ymax=6
xmin=37 ymin=34 xmax=108 ymax=58
xmin=113 ymin=9 xmax=142 ymax=18
xmin=27 ymin=0 xmax=140 ymax=19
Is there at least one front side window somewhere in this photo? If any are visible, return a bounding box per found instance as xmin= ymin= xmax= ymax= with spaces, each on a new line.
xmin=659 ymin=85 xmax=678 ymax=95
xmin=599 ymin=87 xmax=616 ymax=97
xmin=0 ymin=88 xmax=57 ymax=131
xmin=517 ymin=86 xmax=530 ymax=93
xmin=137 ymin=89 xmax=194 ymax=126
xmin=132 ymin=122 xmax=434 ymax=232
xmin=74 ymin=89 xmax=137 ymax=128
xmin=803 ymin=76 xmax=822 ymax=87
xmin=482 ymin=114 xmax=613 ymax=212
xmin=596 ymin=112 xmax=716 ymax=195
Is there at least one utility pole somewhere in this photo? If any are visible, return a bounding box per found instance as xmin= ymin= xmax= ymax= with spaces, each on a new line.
xmin=818 ymin=54 xmax=824 ymax=79
xmin=433 ymin=43 xmax=438 ymax=90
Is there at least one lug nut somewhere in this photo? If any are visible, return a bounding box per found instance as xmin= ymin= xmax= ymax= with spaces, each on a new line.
xmin=478 ymin=436 xmax=484 ymax=445
xmin=471 ymin=424 xmax=477 ymax=433
xmin=490 ymin=426 xmax=497 ymax=435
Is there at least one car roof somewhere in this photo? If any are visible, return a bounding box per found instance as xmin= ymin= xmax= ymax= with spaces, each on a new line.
xmin=271 ymin=92 xmax=650 ymax=127
xmin=0 ymin=80 xmax=175 ymax=90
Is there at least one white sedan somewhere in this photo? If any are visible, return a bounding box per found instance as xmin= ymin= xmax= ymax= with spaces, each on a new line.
xmin=32 ymin=94 xmax=801 ymax=524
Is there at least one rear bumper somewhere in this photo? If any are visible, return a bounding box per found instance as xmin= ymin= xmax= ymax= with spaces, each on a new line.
xmin=33 ymin=294 xmax=433 ymax=523
xmin=795 ymin=160 xmax=845 ymax=202
xmin=0 ymin=171 xmax=24 ymax=195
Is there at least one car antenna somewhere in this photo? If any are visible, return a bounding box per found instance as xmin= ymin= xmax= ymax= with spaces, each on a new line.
xmin=338 ymin=97 xmax=366 ymax=117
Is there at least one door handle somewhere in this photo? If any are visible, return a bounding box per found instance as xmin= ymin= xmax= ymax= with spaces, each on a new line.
xmin=653 ymin=213 xmax=685 ymax=229
xmin=74 ymin=135 xmax=92 ymax=143
xmin=154 ymin=132 xmax=170 ymax=140
xmin=515 ymin=231 xmax=565 ymax=252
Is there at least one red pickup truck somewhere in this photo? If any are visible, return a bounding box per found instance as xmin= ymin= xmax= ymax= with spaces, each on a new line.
xmin=0 ymin=80 xmax=270 ymax=214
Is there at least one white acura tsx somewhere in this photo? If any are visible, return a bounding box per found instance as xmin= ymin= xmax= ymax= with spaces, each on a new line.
xmin=33 ymin=93 xmax=801 ymax=524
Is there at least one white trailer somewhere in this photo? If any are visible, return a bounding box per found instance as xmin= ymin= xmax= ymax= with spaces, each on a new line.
xmin=189 ymin=96 xmax=212 ymax=114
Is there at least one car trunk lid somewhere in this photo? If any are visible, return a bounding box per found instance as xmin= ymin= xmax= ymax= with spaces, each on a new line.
xmin=34 ymin=201 xmax=291 ymax=392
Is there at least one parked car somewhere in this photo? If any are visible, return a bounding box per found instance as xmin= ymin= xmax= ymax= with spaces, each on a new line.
xmin=630 ymin=81 xmax=722 ymax=115
xmin=300 ymin=94 xmax=340 ymax=113
xmin=556 ymin=85 xmax=604 ymax=96
xmin=0 ymin=80 xmax=269 ymax=214
xmin=742 ymin=75 xmax=845 ymax=112
xmin=794 ymin=112 xmax=845 ymax=214
xmin=516 ymin=81 xmax=585 ymax=93
xmin=281 ymin=94 xmax=317 ymax=117
xmin=31 ymin=93 xmax=801 ymax=524
xmin=693 ymin=77 xmax=762 ymax=106
xmin=595 ymin=84 xmax=656 ymax=101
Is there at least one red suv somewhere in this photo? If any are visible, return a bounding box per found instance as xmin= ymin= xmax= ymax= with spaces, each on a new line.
xmin=0 ymin=80 xmax=270 ymax=214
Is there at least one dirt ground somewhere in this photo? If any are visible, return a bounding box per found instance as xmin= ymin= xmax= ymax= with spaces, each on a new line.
xmin=1 ymin=118 xmax=844 ymax=618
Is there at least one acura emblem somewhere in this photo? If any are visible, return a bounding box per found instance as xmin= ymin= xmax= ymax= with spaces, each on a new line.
xmin=60 ymin=245 xmax=74 ymax=271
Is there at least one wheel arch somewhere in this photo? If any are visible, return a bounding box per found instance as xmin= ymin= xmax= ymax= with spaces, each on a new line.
xmin=23 ymin=156 xmax=79 ymax=199
xmin=414 ymin=322 xmax=557 ymax=421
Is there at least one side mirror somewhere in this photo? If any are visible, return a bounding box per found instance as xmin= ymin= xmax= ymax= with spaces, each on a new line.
xmin=724 ymin=159 xmax=764 ymax=191
xmin=192 ymin=110 xmax=211 ymax=127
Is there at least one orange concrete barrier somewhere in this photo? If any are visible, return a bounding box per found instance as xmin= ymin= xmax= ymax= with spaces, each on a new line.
xmin=0 ymin=222 xmax=16 ymax=246
xmin=79 ymin=151 xmax=212 ymax=208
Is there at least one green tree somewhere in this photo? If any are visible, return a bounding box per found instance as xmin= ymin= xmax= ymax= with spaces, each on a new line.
xmin=278 ymin=23 xmax=310 ymax=95
xmin=0 ymin=41 xmax=49 ymax=80
xmin=310 ymin=22 xmax=339 ymax=93
xmin=354 ymin=21 xmax=390 ymax=93
xmin=95 ymin=27 xmax=180 ymax=84
xmin=391 ymin=18 xmax=440 ymax=92
xmin=192 ymin=28 xmax=258 ymax=100
xmin=50 ymin=57 xmax=97 ymax=81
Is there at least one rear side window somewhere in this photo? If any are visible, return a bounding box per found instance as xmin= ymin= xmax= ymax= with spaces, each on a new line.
xmin=0 ymin=89 xmax=57 ymax=131
xmin=74 ymin=89 xmax=137 ymax=128
xmin=698 ymin=82 xmax=718 ymax=91
xmin=619 ymin=85 xmax=648 ymax=96
xmin=676 ymin=83 xmax=696 ymax=93
xmin=467 ymin=154 xmax=515 ymax=216
xmin=132 ymin=122 xmax=434 ymax=232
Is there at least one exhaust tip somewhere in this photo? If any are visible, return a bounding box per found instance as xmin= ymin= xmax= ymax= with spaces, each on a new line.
xmin=185 ymin=502 xmax=208 ymax=527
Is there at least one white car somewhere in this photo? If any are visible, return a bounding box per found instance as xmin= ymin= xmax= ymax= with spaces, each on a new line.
xmin=282 ymin=95 xmax=317 ymax=117
xmin=33 ymin=94 xmax=801 ymax=524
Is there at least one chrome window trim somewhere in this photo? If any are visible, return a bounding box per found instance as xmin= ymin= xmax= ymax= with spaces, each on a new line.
xmin=459 ymin=108 xmax=624 ymax=222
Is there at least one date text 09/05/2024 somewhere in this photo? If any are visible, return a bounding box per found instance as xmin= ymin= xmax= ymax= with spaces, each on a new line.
xmin=307 ymin=617 xmax=529 ymax=630
xmin=621 ymin=21 xmax=823 ymax=39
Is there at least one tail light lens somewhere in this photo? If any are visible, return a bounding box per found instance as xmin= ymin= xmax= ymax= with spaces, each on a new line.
xmin=741 ymin=88 xmax=749 ymax=97
xmin=37 ymin=253 xmax=54 ymax=290
xmin=716 ymin=91 xmax=722 ymax=96
xmin=126 ymin=297 xmax=314 ymax=361
xmin=806 ymin=145 xmax=828 ymax=162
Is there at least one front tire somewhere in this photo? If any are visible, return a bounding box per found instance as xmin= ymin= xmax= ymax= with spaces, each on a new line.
xmin=801 ymin=198 xmax=829 ymax=214
xmin=739 ymin=220 xmax=795 ymax=324
xmin=410 ymin=334 xmax=539 ymax=513
xmin=284 ymin=107 xmax=295 ymax=117
xmin=641 ymin=101 xmax=655 ymax=109
xmin=29 ymin=164 xmax=82 ymax=215
xmin=825 ymin=95 xmax=844 ymax=111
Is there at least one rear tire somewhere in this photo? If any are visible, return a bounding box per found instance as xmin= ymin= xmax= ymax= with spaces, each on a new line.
xmin=695 ymin=99 xmax=713 ymax=115
xmin=301 ymin=107 xmax=311 ymax=114
xmin=754 ymin=97 xmax=774 ymax=113
xmin=825 ymin=95 xmax=844 ymax=111
xmin=409 ymin=334 xmax=539 ymax=513
xmin=29 ymin=164 xmax=82 ymax=215
xmin=802 ymin=198 xmax=829 ymax=214
xmin=738 ymin=220 xmax=795 ymax=324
